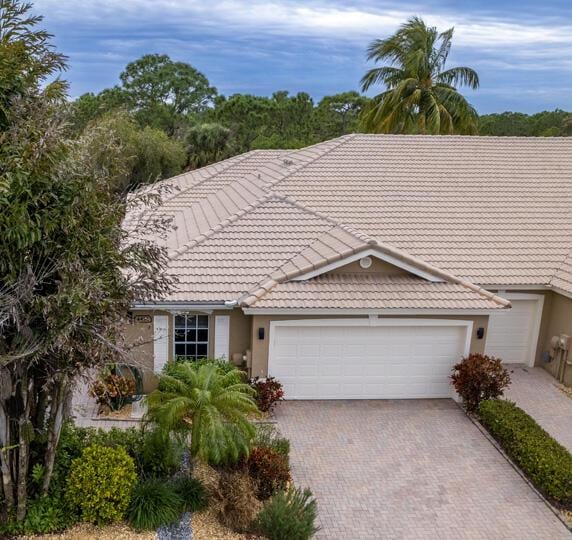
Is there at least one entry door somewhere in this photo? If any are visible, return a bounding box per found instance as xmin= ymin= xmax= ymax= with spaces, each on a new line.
xmin=268 ymin=320 xmax=470 ymax=400
xmin=485 ymin=296 xmax=543 ymax=365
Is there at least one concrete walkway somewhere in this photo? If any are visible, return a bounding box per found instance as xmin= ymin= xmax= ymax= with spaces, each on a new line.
xmin=275 ymin=400 xmax=569 ymax=539
xmin=505 ymin=366 xmax=572 ymax=452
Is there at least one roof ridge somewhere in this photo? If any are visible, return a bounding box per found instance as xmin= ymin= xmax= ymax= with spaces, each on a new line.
xmin=275 ymin=193 xmax=378 ymax=244
xmin=151 ymin=150 xmax=258 ymax=204
xmin=126 ymin=152 xmax=259 ymax=232
xmin=349 ymin=133 xmax=572 ymax=141
xmin=168 ymin=190 xmax=276 ymax=260
xmin=263 ymin=134 xmax=357 ymax=192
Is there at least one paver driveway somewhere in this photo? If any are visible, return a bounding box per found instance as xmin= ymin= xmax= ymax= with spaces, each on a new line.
xmin=274 ymin=399 xmax=569 ymax=540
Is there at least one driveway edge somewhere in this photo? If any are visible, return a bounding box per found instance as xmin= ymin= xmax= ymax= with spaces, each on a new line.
xmin=457 ymin=402 xmax=572 ymax=533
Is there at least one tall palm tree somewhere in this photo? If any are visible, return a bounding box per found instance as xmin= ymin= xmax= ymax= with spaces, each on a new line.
xmin=145 ymin=361 xmax=258 ymax=464
xmin=360 ymin=17 xmax=479 ymax=134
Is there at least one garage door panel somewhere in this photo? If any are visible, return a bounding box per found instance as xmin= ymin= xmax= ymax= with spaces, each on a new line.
xmin=485 ymin=299 xmax=539 ymax=364
xmin=269 ymin=321 xmax=468 ymax=400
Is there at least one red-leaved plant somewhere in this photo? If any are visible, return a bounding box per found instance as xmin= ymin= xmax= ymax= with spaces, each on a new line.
xmin=249 ymin=377 xmax=284 ymax=413
xmin=90 ymin=371 xmax=136 ymax=411
xmin=247 ymin=446 xmax=291 ymax=500
xmin=451 ymin=353 xmax=511 ymax=413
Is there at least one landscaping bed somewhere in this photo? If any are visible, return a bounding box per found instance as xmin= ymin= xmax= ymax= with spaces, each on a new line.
xmin=21 ymin=522 xmax=155 ymax=539
xmin=478 ymin=399 xmax=572 ymax=510
xmin=3 ymin=360 xmax=317 ymax=539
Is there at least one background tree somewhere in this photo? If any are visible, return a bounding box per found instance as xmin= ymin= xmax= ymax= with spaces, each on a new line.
xmin=0 ymin=0 xmax=171 ymax=520
xmin=68 ymin=87 xmax=130 ymax=135
xmin=360 ymin=16 xmax=479 ymax=134
xmin=119 ymin=54 xmax=217 ymax=134
xmin=478 ymin=109 xmax=572 ymax=136
xmin=313 ymin=91 xmax=368 ymax=140
xmin=87 ymin=112 xmax=186 ymax=191
xmin=0 ymin=0 xmax=66 ymax=130
xmin=186 ymin=122 xmax=232 ymax=169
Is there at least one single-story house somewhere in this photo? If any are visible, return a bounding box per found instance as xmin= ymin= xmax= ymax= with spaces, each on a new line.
xmin=124 ymin=134 xmax=572 ymax=398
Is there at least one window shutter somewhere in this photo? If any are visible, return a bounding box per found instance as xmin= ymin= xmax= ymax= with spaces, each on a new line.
xmin=153 ymin=315 xmax=169 ymax=373
xmin=214 ymin=315 xmax=230 ymax=360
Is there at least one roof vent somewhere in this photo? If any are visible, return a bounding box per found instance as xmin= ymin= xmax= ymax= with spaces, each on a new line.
xmin=359 ymin=256 xmax=373 ymax=269
xmin=282 ymin=159 xmax=294 ymax=167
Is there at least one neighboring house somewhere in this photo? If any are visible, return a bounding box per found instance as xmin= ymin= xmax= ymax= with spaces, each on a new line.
xmin=124 ymin=134 xmax=572 ymax=398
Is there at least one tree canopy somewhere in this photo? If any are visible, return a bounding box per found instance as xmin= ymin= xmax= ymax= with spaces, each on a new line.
xmin=0 ymin=0 xmax=171 ymax=520
xmin=478 ymin=110 xmax=572 ymax=137
xmin=360 ymin=16 xmax=479 ymax=134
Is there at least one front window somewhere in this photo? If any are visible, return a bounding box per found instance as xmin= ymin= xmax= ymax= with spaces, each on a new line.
xmin=174 ymin=314 xmax=209 ymax=361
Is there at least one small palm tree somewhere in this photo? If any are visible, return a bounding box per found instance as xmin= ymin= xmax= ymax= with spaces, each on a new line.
xmin=145 ymin=361 xmax=258 ymax=464
xmin=360 ymin=16 xmax=479 ymax=134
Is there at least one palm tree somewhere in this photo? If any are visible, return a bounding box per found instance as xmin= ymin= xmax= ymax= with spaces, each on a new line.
xmin=360 ymin=17 xmax=479 ymax=134
xmin=145 ymin=361 xmax=258 ymax=464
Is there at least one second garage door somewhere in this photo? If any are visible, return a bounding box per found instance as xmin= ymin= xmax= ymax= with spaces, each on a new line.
xmin=268 ymin=319 xmax=471 ymax=400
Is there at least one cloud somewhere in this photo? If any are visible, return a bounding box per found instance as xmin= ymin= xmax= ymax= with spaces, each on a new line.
xmin=30 ymin=0 xmax=572 ymax=111
xmin=34 ymin=0 xmax=572 ymax=47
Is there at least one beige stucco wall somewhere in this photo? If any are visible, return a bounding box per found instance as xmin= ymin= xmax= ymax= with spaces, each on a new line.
xmin=122 ymin=310 xmax=159 ymax=392
xmin=123 ymin=288 xmax=572 ymax=388
xmin=249 ymin=313 xmax=489 ymax=377
xmin=123 ymin=308 xmax=253 ymax=384
xmin=535 ymin=291 xmax=572 ymax=386
xmin=325 ymin=257 xmax=409 ymax=276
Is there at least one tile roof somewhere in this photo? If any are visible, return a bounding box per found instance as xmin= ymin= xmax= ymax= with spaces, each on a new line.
xmin=125 ymin=134 xmax=572 ymax=306
xmin=270 ymin=135 xmax=572 ymax=289
xmin=162 ymin=196 xmax=335 ymax=302
xmin=244 ymin=273 xmax=507 ymax=310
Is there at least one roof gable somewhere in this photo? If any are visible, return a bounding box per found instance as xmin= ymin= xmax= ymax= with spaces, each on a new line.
xmin=291 ymin=248 xmax=445 ymax=283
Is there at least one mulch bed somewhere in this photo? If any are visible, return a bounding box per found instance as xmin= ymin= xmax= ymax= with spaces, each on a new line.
xmin=20 ymin=522 xmax=154 ymax=539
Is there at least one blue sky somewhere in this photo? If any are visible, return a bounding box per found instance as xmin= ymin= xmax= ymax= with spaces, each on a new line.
xmin=33 ymin=0 xmax=572 ymax=113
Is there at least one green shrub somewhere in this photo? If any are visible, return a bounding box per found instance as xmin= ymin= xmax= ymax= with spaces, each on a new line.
xmin=256 ymin=487 xmax=319 ymax=540
xmin=138 ymin=428 xmax=183 ymax=478
xmin=479 ymin=399 xmax=572 ymax=507
xmin=451 ymin=354 xmax=511 ymax=412
xmin=58 ymin=423 xmax=182 ymax=479
xmin=93 ymin=426 xmax=183 ymax=478
xmin=48 ymin=421 xmax=96 ymax=498
xmin=253 ymin=424 xmax=290 ymax=461
xmin=248 ymin=446 xmax=291 ymax=500
xmin=66 ymin=444 xmax=137 ymax=524
xmin=172 ymin=476 xmax=209 ymax=512
xmin=192 ymin=357 xmax=241 ymax=374
xmin=127 ymin=478 xmax=184 ymax=530
xmin=22 ymin=496 xmax=69 ymax=534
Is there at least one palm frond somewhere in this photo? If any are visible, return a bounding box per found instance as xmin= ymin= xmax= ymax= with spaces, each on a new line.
xmin=146 ymin=359 xmax=257 ymax=464
xmin=437 ymin=67 xmax=480 ymax=89
xmin=361 ymin=16 xmax=479 ymax=134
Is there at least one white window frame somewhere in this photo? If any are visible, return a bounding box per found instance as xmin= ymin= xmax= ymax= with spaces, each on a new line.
xmin=173 ymin=313 xmax=210 ymax=361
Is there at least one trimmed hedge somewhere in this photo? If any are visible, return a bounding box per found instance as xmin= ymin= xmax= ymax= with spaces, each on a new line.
xmin=479 ymin=399 xmax=572 ymax=508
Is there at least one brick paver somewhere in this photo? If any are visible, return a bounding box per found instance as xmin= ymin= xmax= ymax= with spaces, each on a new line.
xmin=275 ymin=399 xmax=569 ymax=539
xmin=505 ymin=366 xmax=572 ymax=452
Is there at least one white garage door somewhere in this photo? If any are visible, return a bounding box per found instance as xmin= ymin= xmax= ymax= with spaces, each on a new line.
xmin=485 ymin=296 xmax=543 ymax=365
xmin=268 ymin=320 xmax=471 ymax=400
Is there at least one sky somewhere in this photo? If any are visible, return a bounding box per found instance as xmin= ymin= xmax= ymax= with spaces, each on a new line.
xmin=32 ymin=0 xmax=572 ymax=114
